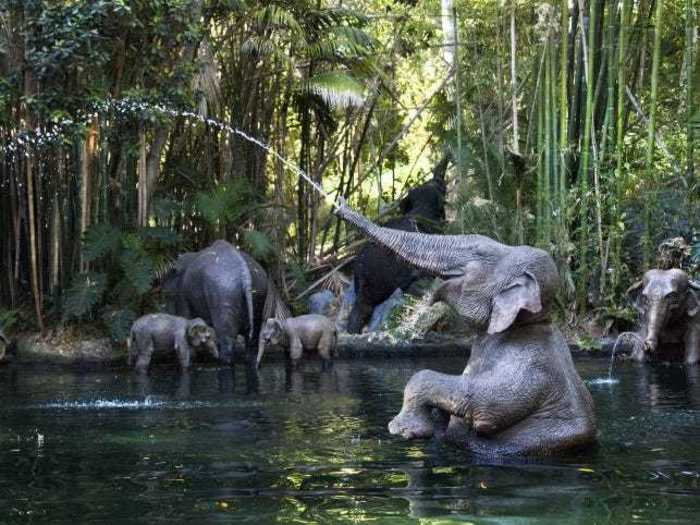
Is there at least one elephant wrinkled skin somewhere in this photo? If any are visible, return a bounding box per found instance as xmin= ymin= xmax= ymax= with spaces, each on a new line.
xmin=162 ymin=240 xmax=288 ymax=363
xmin=335 ymin=202 xmax=596 ymax=456
xmin=256 ymin=314 xmax=337 ymax=368
xmin=628 ymin=269 xmax=700 ymax=364
xmin=347 ymin=155 xmax=449 ymax=333
xmin=128 ymin=314 xmax=218 ymax=373
xmin=388 ymin=324 xmax=595 ymax=455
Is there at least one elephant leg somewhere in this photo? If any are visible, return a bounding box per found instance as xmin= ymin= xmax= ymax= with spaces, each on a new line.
xmin=289 ymin=338 xmax=304 ymax=366
xmin=210 ymin=307 xmax=241 ymax=364
xmin=347 ymin=299 xmax=373 ymax=334
xmin=685 ymin=324 xmax=700 ymax=365
xmin=388 ymin=370 xmax=466 ymax=439
xmin=317 ymin=331 xmax=334 ymax=361
xmin=174 ymin=333 xmax=192 ymax=370
xmin=134 ymin=336 xmax=154 ymax=374
xmin=461 ymin=416 xmax=595 ymax=456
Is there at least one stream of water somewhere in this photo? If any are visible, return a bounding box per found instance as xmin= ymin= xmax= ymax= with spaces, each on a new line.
xmin=2 ymin=357 xmax=700 ymax=524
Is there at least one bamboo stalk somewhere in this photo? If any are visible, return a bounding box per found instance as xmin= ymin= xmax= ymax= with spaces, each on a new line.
xmin=577 ymin=0 xmax=597 ymax=307
xmin=643 ymin=0 xmax=665 ymax=266
xmin=559 ymin=0 xmax=569 ymax=213
xmin=510 ymin=1 xmax=519 ymax=153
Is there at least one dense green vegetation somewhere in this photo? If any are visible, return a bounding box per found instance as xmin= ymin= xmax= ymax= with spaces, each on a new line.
xmin=0 ymin=0 xmax=698 ymax=338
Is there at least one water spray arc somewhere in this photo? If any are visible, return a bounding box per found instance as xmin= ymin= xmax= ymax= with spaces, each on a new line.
xmin=2 ymin=98 xmax=341 ymax=210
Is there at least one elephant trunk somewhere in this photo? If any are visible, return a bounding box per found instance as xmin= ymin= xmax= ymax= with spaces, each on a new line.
xmin=256 ymin=334 xmax=266 ymax=369
xmin=336 ymin=204 xmax=488 ymax=278
xmin=644 ymin=300 xmax=668 ymax=352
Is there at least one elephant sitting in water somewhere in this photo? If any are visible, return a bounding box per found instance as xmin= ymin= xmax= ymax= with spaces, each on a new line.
xmin=128 ymin=314 xmax=218 ymax=373
xmin=628 ymin=269 xmax=700 ymax=364
xmin=335 ymin=201 xmax=596 ymax=456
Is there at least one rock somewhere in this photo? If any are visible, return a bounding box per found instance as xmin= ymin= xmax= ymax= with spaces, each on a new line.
xmin=367 ymin=288 xmax=404 ymax=332
xmin=308 ymin=290 xmax=337 ymax=317
xmin=335 ymin=283 xmax=356 ymax=332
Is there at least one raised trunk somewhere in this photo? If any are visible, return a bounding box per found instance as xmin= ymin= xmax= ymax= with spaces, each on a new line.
xmin=336 ymin=205 xmax=505 ymax=278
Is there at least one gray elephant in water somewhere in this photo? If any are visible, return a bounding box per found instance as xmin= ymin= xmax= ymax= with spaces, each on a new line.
xmin=127 ymin=314 xmax=218 ymax=373
xmin=335 ymin=202 xmax=596 ymax=456
xmin=628 ymin=269 xmax=700 ymax=364
xmin=256 ymin=314 xmax=337 ymax=368
xmin=162 ymin=240 xmax=288 ymax=363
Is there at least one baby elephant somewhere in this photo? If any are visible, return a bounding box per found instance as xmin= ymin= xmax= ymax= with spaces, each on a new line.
xmin=128 ymin=314 xmax=218 ymax=373
xmin=256 ymin=314 xmax=337 ymax=368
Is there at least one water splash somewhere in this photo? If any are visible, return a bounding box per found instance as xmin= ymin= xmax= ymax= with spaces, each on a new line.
xmin=34 ymin=397 xmax=213 ymax=410
xmin=587 ymin=332 xmax=644 ymax=387
xmin=608 ymin=332 xmax=644 ymax=379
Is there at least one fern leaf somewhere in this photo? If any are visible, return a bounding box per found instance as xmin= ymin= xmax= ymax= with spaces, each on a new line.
xmin=243 ymin=230 xmax=275 ymax=261
xmin=63 ymin=272 xmax=107 ymax=320
xmin=138 ymin=226 xmax=181 ymax=246
xmin=82 ymin=223 xmax=121 ymax=263
xmin=306 ymin=71 xmax=364 ymax=108
xmin=102 ymin=308 xmax=136 ymax=343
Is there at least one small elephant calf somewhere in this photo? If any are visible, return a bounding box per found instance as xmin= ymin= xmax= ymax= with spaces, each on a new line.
xmin=256 ymin=314 xmax=337 ymax=368
xmin=127 ymin=314 xmax=218 ymax=373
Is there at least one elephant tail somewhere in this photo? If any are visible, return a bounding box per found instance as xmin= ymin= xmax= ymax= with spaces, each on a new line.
xmin=239 ymin=253 xmax=255 ymax=341
xmin=126 ymin=330 xmax=134 ymax=367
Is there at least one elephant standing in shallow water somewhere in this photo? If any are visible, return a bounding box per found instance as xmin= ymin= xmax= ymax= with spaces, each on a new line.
xmin=628 ymin=269 xmax=700 ymax=364
xmin=162 ymin=240 xmax=288 ymax=363
xmin=335 ymin=203 xmax=596 ymax=456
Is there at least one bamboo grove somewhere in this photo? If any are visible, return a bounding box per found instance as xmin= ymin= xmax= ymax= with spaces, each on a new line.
xmin=0 ymin=0 xmax=698 ymax=337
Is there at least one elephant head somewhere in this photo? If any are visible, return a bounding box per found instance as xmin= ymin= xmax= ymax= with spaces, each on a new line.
xmin=186 ymin=318 xmax=219 ymax=360
xmin=335 ymin=203 xmax=559 ymax=334
xmin=628 ymin=269 xmax=700 ymax=352
xmin=256 ymin=318 xmax=286 ymax=368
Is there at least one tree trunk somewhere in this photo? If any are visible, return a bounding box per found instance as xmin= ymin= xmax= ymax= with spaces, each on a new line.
xmin=510 ymin=2 xmax=519 ymax=153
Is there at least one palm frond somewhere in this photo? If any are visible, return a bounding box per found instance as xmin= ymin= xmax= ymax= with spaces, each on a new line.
xmin=306 ymin=71 xmax=364 ymax=109
xmin=82 ymin=223 xmax=121 ymax=263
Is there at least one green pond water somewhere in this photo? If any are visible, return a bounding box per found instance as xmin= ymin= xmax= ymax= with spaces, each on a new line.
xmin=1 ymin=356 xmax=700 ymax=524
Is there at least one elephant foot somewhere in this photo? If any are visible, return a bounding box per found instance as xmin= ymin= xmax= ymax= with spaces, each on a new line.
xmin=388 ymin=408 xmax=434 ymax=439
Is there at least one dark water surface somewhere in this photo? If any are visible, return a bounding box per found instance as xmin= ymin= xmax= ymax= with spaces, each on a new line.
xmin=2 ymin=356 xmax=700 ymax=524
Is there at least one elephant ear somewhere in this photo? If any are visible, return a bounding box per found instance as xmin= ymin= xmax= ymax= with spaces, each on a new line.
xmin=488 ymin=271 xmax=542 ymax=334
xmin=688 ymin=281 xmax=700 ymax=317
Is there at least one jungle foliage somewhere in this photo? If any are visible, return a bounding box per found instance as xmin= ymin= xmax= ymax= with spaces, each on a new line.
xmin=0 ymin=0 xmax=698 ymax=337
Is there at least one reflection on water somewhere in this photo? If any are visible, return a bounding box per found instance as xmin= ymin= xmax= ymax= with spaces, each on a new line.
xmin=2 ymin=357 xmax=700 ymax=524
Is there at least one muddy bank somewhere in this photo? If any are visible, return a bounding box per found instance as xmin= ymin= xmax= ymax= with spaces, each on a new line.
xmin=14 ymin=329 xmax=123 ymax=367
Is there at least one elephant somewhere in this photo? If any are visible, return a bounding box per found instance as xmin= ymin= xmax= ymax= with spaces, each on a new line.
xmin=256 ymin=314 xmax=337 ymax=368
xmin=162 ymin=240 xmax=289 ymax=363
xmin=347 ymin=155 xmax=449 ymax=333
xmin=127 ymin=314 xmax=218 ymax=373
xmin=627 ymin=268 xmax=700 ymax=364
xmin=334 ymin=201 xmax=596 ymax=455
